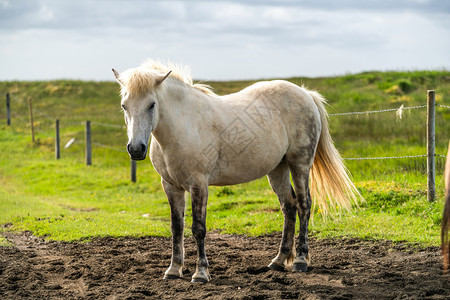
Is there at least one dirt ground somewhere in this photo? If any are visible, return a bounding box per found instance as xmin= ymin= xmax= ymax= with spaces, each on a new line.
xmin=0 ymin=231 xmax=449 ymax=299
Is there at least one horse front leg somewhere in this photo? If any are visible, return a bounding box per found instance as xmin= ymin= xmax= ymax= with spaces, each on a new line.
xmin=162 ymin=180 xmax=186 ymax=279
xmin=190 ymin=186 xmax=211 ymax=283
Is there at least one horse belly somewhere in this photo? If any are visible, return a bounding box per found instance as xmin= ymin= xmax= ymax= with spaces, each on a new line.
xmin=208 ymin=139 xmax=286 ymax=186
xmin=209 ymin=160 xmax=280 ymax=186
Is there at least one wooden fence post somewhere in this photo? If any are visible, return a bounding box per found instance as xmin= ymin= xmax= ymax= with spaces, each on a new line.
xmin=427 ymin=90 xmax=435 ymax=202
xmin=6 ymin=93 xmax=11 ymax=126
xmin=131 ymin=160 xmax=137 ymax=182
xmin=85 ymin=120 xmax=92 ymax=166
xmin=55 ymin=119 xmax=60 ymax=159
xmin=28 ymin=98 xmax=35 ymax=143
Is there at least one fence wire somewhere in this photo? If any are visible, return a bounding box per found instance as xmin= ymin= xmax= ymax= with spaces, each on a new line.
xmin=343 ymin=154 xmax=446 ymax=161
xmin=329 ymin=102 xmax=448 ymax=161
xmin=329 ymin=104 xmax=427 ymax=116
xmin=91 ymin=122 xmax=125 ymax=129
xmin=93 ymin=142 xmax=127 ymax=152
xmin=437 ymin=104 xmax=450 ymax=109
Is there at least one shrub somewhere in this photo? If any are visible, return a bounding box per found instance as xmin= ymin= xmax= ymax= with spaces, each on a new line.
xmin=397 ymin=79 xmax=413 ymax=93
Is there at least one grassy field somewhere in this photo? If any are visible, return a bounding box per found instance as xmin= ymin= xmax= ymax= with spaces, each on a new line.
xmin=0 ymin=70 xmax=449 ymax=246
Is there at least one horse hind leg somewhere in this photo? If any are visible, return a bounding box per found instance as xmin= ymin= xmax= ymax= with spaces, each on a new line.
xmin=190 ymin=185 xmax=211 ymax=283
xmin=288 ymin=161 xmax=312 ymax=272
xmin=267 ymin=162 xmax=297 ymax=271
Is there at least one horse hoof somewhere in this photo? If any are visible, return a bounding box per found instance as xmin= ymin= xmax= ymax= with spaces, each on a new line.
xmin=191 ymin=269 xmax=210 ymax=283
xmin=293 ymin=263 xmax=308 ymax=272
xmin=163 ymin=274 xmax=181 ymax=280
xmin=268 ymin=262 xmax=285 ymax=272
xmin=191 ymin=277 xmax=208 ymax=283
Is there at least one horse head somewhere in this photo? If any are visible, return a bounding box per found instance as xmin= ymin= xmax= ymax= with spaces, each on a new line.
xmin=113 ymin=67 xmax=171 ymax=160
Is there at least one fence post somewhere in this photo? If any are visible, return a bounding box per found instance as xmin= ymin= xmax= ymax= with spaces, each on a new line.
xmin=427 ymin=90 xmax=435 ymax=202
xmin=85 ymin=120 xmax=92 ymax=166
xmin=6 ymin=93 xmax=10 ymax=126
xmin=131 ymin=160 xmax=137 ymax=182
xmin=28 ymin=98 xmax=35 ymax=143
xmin=55 ymin=119 xmax=60 ymax=159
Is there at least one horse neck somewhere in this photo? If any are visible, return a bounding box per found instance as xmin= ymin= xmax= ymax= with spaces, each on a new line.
xmin=152 ymin=80 xmax=213 ymax=147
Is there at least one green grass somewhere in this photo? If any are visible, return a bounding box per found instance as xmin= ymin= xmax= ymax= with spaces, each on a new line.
xmin=0 ymin=70 xmax=449 ymax=246
xmin=311 ymin=182 xmax=444 ymax=244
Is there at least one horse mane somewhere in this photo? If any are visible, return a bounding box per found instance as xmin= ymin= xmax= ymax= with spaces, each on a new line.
xmin=119 ymin=60 xmax=215 ymax=97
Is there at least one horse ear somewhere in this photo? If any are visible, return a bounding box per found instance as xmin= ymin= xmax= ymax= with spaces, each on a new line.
xmin=156 ymin=70 xmax=172 ymax=86
xmin=112 ymin=68 xmax=124 ymax=86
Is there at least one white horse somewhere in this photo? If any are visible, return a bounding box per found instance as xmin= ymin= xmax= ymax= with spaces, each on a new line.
xmin=113 ymin=60 xmax=361 ymax=283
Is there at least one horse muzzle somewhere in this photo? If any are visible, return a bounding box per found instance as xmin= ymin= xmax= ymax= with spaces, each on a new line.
xmin=127 ymin=143 xmax=147 ymax=161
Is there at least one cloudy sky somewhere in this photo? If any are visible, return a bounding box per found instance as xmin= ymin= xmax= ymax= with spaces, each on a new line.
xmin=0 ymin=0 xmax=449 ymax=81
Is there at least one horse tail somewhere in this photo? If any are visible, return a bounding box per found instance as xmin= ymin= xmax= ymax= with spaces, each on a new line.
xmin=308 ymin=90 xmax=362 ymax=214
xmin=442 ymin=141 xmax=450 ymax=273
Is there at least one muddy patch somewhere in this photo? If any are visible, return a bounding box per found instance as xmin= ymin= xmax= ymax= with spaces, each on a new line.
xmin=0 ymin=232 xmax=449 ymax=299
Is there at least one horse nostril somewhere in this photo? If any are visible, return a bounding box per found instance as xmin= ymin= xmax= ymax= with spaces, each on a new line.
xmin=140 ymin=144 xmax=146 ymax=154
xmin=127 ymin=143 xmax=131 ymax=153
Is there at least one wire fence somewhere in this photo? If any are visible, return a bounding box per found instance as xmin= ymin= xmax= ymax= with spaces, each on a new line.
xmin=437 ymin=104 xmax=450 ymax=109
xmin=343 ymin=154 xmax=447 ymax=161
xmin=2 ymin=95 xmax=128 ymax=154
xmin=2 ymin=91 xmax=449 ymax=196
xmin=329 ymin=102 xmax=448 ymax=162
xmin=329 ymin=104 xmax=427 ymax=116
xmin=328 ymin=90 xmax=449 ymax=202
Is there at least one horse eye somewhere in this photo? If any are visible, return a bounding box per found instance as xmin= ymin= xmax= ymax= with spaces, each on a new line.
xmin=149 ymin=103 xmax=155 ymax=110
xmin=121 ymin=104 xmax=126 ymax=111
